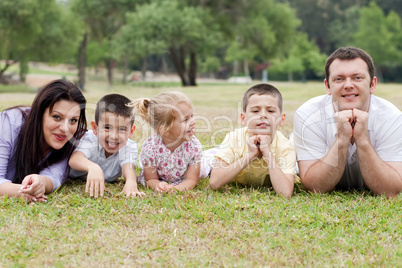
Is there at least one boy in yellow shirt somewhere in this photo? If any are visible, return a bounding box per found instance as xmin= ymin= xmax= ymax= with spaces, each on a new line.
xmin=209 ymin=83 xmax=296 ymax=197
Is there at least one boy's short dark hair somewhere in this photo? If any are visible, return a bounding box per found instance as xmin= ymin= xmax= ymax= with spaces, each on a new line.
xmin=325 ymin=46 xmax=375 ymax=87
xmin=242 ymin=83 xmax=283 ymax=112
xmin=95 ymin=94 xmax=134 ymax=125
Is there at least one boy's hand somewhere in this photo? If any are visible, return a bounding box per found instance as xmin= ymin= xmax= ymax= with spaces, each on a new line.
xmin=156 ymin=182 xmax=174 ymax=193
xmin=121 ymin=181 xmax=146 ymax=198
xmin=85 ymin=164 xmax=105 ymax=198
xmin=247 ymin=135 xmax=261 ymax=159
xmin=257 ymin=135 xmax=272 ymax=156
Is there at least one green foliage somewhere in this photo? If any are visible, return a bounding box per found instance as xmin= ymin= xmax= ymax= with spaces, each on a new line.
xmin=225 ymin=0 xmax=300 ymax=63
xmin=353 ymin=1 xmax=402 ymax=65
xmin=87 ymin=40 xmax=109 ymax=67
xmin=70 ymin=0 xmax=139 ymax=41
xmin=31 ymin=2 xmax=83 ymax=63
xmin=70 ymin=0 xmax=142 ymax=84
xmin=117 ymin=0 xmax=224 ymax=86
xmin=0 ymin=0 xmax=46 ymax=55
xmin=199 ymin=56 xmax=221 ymax=73
xmin=328 ymin=6 xmax=360 ymax=48
xmin=0 ymin=0 xmax=82 ymax=79
xmin=270 ymin=33 xmax=326 ymax=80
xmin=122 ymin=0 xmax=222 ymax=55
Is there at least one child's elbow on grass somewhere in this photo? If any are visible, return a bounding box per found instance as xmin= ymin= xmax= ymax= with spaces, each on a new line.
xmin=208 ymin=176 xmax=221 ymax=190
xmin=277 ymin=186 xmax=294 ymax=198
xmin=280 ymin=190 xmax=293 ymax=198
xmin=68 ymin=158 xmax=74 ymax=168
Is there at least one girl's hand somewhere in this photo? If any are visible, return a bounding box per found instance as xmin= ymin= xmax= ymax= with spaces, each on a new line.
xmin=121 ymin=182 xmax=146 ymax=198
xmin=19 ymin=174 xmax=47 ymax=202
xmin=156 ymin=182 xmax=173 ymax=193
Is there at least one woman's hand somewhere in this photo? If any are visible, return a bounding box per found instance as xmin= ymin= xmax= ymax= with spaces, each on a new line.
xmin=19 ymin=174 xmax=48 ymax=202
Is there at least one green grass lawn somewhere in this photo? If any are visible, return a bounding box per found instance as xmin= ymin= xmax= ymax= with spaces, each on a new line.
xmin=1 ymin=79 xmax=401 ymax=266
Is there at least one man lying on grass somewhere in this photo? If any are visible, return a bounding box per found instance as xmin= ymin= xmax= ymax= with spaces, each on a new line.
xmin=293 ymin=46 xmax=402 ymax=198
xmin=209 ymin=83 xmax=297 ymax=197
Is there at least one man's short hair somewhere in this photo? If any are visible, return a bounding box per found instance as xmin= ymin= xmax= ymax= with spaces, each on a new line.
xmin=325 ymin=46 xmax=375 ymax=87
xmin=95 ymin=94 xmax=134 ymax=125
xmin=242 ymin=83 xmax=283 ymax=112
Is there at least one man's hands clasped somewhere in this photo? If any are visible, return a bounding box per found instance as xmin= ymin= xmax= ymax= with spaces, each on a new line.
xmin=335 ymin=108 xmax=369 ymax=146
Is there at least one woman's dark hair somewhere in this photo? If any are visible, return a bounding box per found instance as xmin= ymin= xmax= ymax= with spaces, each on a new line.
xmin=11 ymin=79 xmax=87 ymax=183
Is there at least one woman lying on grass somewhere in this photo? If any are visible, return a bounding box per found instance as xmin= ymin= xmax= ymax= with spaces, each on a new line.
xmin=0 ymin=79 xmax=87 ymax=202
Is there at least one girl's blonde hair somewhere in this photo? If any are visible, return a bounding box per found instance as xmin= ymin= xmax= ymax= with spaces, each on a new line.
xmin=130 ymin=91 xmax=192 ymax=135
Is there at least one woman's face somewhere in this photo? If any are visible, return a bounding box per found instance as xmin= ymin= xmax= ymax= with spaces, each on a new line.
xmin=42 ymin=100 xmax=81 ymax=152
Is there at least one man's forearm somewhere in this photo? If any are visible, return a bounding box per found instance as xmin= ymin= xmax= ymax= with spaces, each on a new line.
xmin=301 ymin=138 xmax=349 ymax=193
xmin=357 ymin=141 xmax=402 ymax=197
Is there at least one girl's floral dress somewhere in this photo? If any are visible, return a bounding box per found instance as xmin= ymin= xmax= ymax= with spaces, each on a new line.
xmin=138 ymin=134 xmax=202 ymax=186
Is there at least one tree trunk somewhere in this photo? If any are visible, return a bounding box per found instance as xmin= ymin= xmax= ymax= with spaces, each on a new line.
xmin=141 ymin=57 xmax=147 ymax=81
xmin=243 ymin=59 xmax=250 ymax=77
xmin=19 ymin=59 xmax=28 ymax=82
xmin=288 ymin=72 xmax=293 ymax=82
xmin=189 ymin=51 xmax=197 ymax=86
xmin=77 ymin=32 xmax=88 ymax=91
xmin=301 ymin=72 xmax=306 ymax=83
xmin=233 ymin=60 xmax=239 ymax=76
xmin=122 ymin=57 xmax=128 ymax=85
xmin=0 ymin=60 xmax=16 ymax=84
xmin=105 ymin=57 xmax=114 ymax=87
xmin=161 ymin=54 xmax=168 ymax=75
xmin=168 ymin=47 xmax=190 ymax=86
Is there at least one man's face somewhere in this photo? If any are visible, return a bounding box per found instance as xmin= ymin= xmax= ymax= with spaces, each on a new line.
xmin=92 ymin=112 xmax=135 ymax=158
xmin=325 ymin=58 xmax=376 ymax=112
xmin=240 ymin=94 xmax=285 ymax=137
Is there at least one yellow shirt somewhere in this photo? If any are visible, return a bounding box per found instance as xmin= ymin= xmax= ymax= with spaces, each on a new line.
xmin=214 ymin=127 xmax=297 ymax=187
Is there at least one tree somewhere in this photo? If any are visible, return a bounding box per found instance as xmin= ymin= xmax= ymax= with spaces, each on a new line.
xmin=120 ymin=0 xmax=223 ymax=86
xmin=112 ymin=11 xmax=166 ymax=84
xmin=270 ymin=33 xmax=326 ymax=81
xmin=0 ymin=0 xmax=42 ymax=82
xmin=0 ymin=0 xmax=81 ymax=83
xmin=0 ymin=0 xmax=80 ymax=83
xmin=224 ymin=0 xmax=300 ymax=78
xmin=328 ymin=6 xmax=360 ymax=48
xmin=70 ymin=0 xmax=142 ymax=88
xmin=353 ymin=1 xmax=402 ymax=67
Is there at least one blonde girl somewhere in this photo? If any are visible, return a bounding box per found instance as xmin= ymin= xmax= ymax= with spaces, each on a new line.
xmin=132 ymin=91 xmax=209 ymax=193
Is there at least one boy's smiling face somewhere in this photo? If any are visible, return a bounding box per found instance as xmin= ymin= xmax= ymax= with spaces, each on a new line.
xmin=241 ymin=94 xmax=285 ymax=138
xmin=92 ymin=112 xmax=135 ymax=158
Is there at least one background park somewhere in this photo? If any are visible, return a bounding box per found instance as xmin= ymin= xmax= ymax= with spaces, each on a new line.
xmin=1 ymin=0 xmax=401 ymax=266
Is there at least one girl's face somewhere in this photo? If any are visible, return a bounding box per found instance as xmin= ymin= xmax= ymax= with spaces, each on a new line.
xmin=165 ymin=102 xmax=195 ymax=144
xmin=42 ymin=100 xmax=81 ymax=153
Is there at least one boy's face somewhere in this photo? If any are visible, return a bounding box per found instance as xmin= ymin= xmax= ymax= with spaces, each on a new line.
xmin=241 ymin=94 xmax=285 ymax=138
xmin=92 ymin=112 xmax=135 ymax=158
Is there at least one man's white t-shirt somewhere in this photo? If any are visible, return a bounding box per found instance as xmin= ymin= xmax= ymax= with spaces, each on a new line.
xmin=293 ymin=94 xmax=402 ymax=189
